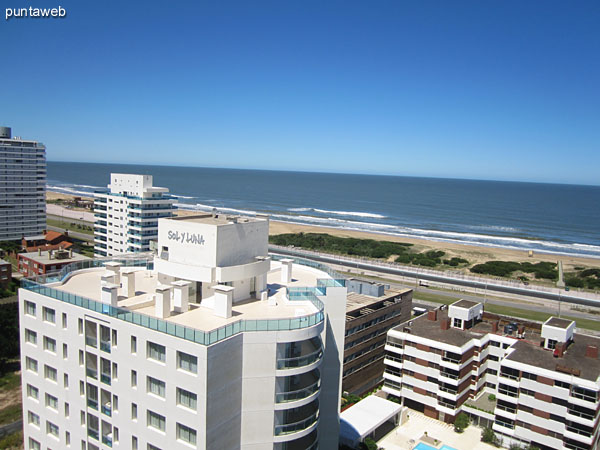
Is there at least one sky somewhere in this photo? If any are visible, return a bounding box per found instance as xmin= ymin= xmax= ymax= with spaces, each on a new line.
xmin=1 ymin=1 xmax=599 ymax=185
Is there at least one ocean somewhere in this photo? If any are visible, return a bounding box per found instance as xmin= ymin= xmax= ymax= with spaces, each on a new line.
xmin=47 ymin=161 xmax=600 ymax=259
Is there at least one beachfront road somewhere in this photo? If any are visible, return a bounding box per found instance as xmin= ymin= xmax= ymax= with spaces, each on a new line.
xmin=270 ymin=246 xmax=600 ymax=308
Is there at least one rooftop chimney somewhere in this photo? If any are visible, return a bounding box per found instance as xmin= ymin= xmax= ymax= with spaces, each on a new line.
xmin=172 ymin=280 xmax=191 ymax=313
xmin=155 ymin=285 xmax=172 ymax=319
xmin=492 ymin=321 xmax=499 ymax=333
xmin=213 ymin=285 xmax=234 ymax=319
xmin=586 ymin=345 xmax=599 ymax=359
xmin=428 ymin=310 xmax=438 ymax=321
xmin=121 ymin=269 xmax=136 ymax=298
xmin=441 ymin=318 xmax=450 ymax=330
xmin=280 ymin=259 xmax=293 ymax=286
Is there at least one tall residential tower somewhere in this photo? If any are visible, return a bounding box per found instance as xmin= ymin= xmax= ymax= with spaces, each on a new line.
xmin=94 ymin=174 xmax=174 ymax=257
xmin=0 ymin=126 xmax=46 ymax=241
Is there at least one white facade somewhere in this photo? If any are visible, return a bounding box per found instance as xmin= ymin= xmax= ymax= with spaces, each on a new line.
xmin=20 ymin=213 xmax=346 ymax=450
xmin=0 ymin=126 xmax=46 ymax=241
xmin=94 ymin=174 xmax=174 ymax=257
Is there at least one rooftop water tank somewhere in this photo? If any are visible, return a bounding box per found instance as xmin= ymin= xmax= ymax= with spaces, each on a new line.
xmin=0 ymin=127 xmax=11 ymax=138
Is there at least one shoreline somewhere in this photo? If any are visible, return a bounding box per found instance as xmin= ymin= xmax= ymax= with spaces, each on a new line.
xmin=46 ymin=190 xmax=600 ymax=271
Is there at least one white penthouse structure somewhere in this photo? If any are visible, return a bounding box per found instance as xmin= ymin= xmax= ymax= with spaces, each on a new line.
xmin=0 ymin=126 xmax=46 ymax=241
xmin=94 ymin=174 xmax=174 ymax=257
xmin=383 ymin=300 xmax=600 ymax=450
xmin=20 ymin=213 xmax=347 ymax=450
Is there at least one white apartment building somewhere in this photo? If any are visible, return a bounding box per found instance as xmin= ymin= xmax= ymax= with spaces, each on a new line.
xmin=0 ymin=126 xmax=46 ymax=241
xmin=94 ymin=174 xmax=174 ymax=257
xmin=383 ymin=300 xmax=600 ymax=450
xmin=20 ymin=213 xmax=347 ymax=450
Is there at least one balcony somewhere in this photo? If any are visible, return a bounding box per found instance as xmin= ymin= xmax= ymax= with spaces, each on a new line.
xmin=100 ymin=340 xmax=111 ymax=353
xmin=86 ymin=367 xmax=98 ymax=380
xmin=275 ymin=411 xmax=319 ymax=436
xmin=277 ymin=347 xmax=323 ymax=370
xmin=100 ymin=372 xmax=111 ymax=386
xmin=276 ymin=378 xmax=320 ymax=403
xmin=87 ymin=428 xmax=99 ymax=441
xmin=87 ymin=398 xmax=98 ymax=410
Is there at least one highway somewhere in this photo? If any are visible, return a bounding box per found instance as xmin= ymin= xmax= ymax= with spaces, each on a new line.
xmin=270 ymin=246 xmax=600 ymax=308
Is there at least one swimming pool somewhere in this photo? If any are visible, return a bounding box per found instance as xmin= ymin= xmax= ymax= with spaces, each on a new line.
xmin=412 ymin=443 xmax=459 ymax=450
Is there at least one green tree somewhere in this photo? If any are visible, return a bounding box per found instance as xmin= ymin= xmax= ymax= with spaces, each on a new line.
xmin=454 ymin=412 xmax=469 ymax=433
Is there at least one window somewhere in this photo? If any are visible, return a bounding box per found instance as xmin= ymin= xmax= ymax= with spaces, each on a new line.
xmin=112 ymin=362 xmax=118 ymax=379
xmin=147 ymin=376 xmax=165 ymax=398
xmin=29 ymin=438 xmax=41 ymax=450
xmin=112 ymin=394 xmax=118 ymax=411
xmin=27 ymin=384 xmax=39 ymax=400
xmin=112 ymin=329 xmax=118 ymax=346
xmin=147 ymin=410 xmax=166 ymax=431
xmin=25 ymin=328 xmax=37 ymax=345
xmin=46 ymin=420 xmax=59 ymax=437
xmin=66 ymin=430 xmax=71 ymax=445
xmin=132 ymin=436 xmax=138 ymax=450
xmin=46 ymin=393 xmax=59 ymax=410
xmin=24 ymin=300 xmax=36 ymax=317
xmin=131 ymin=403 xmax=138 ymax=419
xmin=26 ymin=356 xmax=38 ymax=373
xmin=79 ymin=350 xmax=84 ymax=365
xmin=147 ymin=342 xmax=166 ymax=362
xmin=131 ymin=336 xmax=137 ymax=354
xmin=78 ymin=318 xmax=83 ymax=334
xmin=43 ymin=306 xmax=56 ymax=323
xmin=65 ymin=402 xmax=70 ymax=417
xmin=64 ymin=373 xmax=69 ymax=388
xmin=44 ymin=336 xmax=57 ymax=353
xmin=148 ymin=445 xmax=161 ymax=450
xmin=176 ymin=388 xmax=197 ymax=410
xmin=44 ymin=365 xmax=58 ymax=382
xmin=63 ymin=343 xmax=68 ymax=359
xmin=28 ymin=411 xmax=40 ymax=426
xmin=80 ymin=381 xmax=85 ymax=395
xmin=62 ymin=313 xmax=67 ymax=328
xmin=176 ymin=423 xmax=197 ymax=445
xmin=177 ymin=351 xmax=197 ymax=373
xmin=131 ymin=370 xmax=137 ymax=387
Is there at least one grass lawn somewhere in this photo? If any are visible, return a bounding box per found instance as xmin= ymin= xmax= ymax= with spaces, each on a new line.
xmin=0 ymin=371 xmax=20 ymax=393
xmin=0 ymin=403 xmax=22 ymax=426
xmin=46 ymin=217 xmax=94 ymax=235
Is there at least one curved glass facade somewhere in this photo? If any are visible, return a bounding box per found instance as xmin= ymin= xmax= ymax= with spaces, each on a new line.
xmin=277 ymin=337 xmax=323 ymax=370
xmin=275 ymin=369 xmax=320 ymax=403
xmin=274 ymin=398 xmax=319 ymax=436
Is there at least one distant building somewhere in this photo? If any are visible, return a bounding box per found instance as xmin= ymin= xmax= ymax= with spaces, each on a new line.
xmin=22 ymin=230 xmax=73 ymax=253
xmin=383 ymin=300 xmax=600 ymax=450
xmin=0 ymin=126 xmax=46 ymax=241
xmin=94 ymin=174 xmax=174 ymax=257
xmin=343 ymin=279 xmax=412 ymax=395
xmin=18 ymin=249 xmax=90 ymax=276
xmin=0 ymin=259 xmax=12 ymax=289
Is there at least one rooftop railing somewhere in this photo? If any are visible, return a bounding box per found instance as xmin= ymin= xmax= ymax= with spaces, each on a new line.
xmin=21 ymin=253 xmax=342 ymax=347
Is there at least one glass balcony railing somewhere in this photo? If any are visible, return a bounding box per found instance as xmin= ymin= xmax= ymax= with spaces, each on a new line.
xmin=277 ymin=347 xmax=323 ymax=370
xmin=21 ymin=254 xmax=345 ymax=347
xmin=102 ymin=435 xmax=113 ymax=447
xmin=87 ymin=398 xmax=98 ymax=410
xmin=87 ymin=428 xmax=99 ymax=440
xmin=275 ymin=411 xmax=319 ymax=436
xmin=275 ymin=379 xmax=321 ymax=403
xmin=100 ymin=373 xmax=111 ymax=385
xmin=102 ymin=405 xmax=112 ymax=417
xmin=86 ymin=336 xmax=97 ymax=348
xmin=100 ymin=340 xmax=111 ymax=353
xmin=86 ymin=368 xmax=98 ymax=379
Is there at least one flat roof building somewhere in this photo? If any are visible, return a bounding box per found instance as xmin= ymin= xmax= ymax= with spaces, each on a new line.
xmin=383 ymin=300 xmax=600 ymax=450
xmin=18 ymin=249 xmax=90 ymax=277
xmin=94 ymin=173 xmax=174 ymax=257
xmin=20 ymin=213 xmax=347 ymax=449
xmin=0 ymin=126 xmax=46 ymax=241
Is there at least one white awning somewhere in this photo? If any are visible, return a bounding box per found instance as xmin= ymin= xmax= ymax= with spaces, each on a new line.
xmin=340 ymin=395 xmax=403 ymax=446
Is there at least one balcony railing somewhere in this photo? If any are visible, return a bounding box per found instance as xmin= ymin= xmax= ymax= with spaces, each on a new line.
xmin=275 ymin=411 xmax=319 ymax=436
xmin=87 ymin=428 xmax=99 ymax=440
xmin=86 ymin=367 xmax=98 ymax=379
xmin=102 ymin=405 xmax=112 ymax=417
xmin=102 ymin=435 xmax=113 ymax=447
xmin=86 ymin=336 xmax=97 ymax=348
xmin=100 ymin=373 xmax=111 ymax=385
xmin=87 ymin=398 xmax=98 ymax=410
xmin=21 ymin=254 xmax=343 ymax=347
xmin=275 ymin=380 xmax=321 ymax=403
xmin=100 ymin=340 xmax=111 ymax=353
xmin=277 ymin=347 xmax=323 ymax=370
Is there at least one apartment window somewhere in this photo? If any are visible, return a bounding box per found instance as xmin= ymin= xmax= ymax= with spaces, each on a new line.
xmin=176 ymin=387 xmax=197 ymax=410
xmin=148 ymin=445 xmax=161 ymax=450
xmin=44 ymin=364 xmax=58 ymax=382
xmin=132 ymin=436 xmax=138 ymax=450
xmin=80 ymin=410 xmax=85 ymax=425
xmin=28 ymin=438 xmax=41 ymax=450
xmin=80 ymin=381 xmax=85 ymax=395
xmin=26 ymin=356 xmax=38 ymax=373
xmin=147 ymin=341 xmax=166 ymax=362
xmin=176 ymin=423 xmax=197 ymax=445
xmin=28 ymin=411 xmax=40 ymax=426
xmin=79 ymin=350 xmax=84 ymax=365
xmin=46 ymin=420 xmax=59 ymax=437
xmin=24 ymin=300 xmax=36 ymax=317
xmin=63 ymin=343 xmax=68 ymax=359
xmin=177 ymin=351 xmax=197 ymax=373
xmin=66 ymin=430 xmax=71 ymax=445
xmin=46 ymin=393 xmax=59 ymax=410
xmin=131 ymin=403 xmax=138 ymax=419
xmin=64 ymin=373 xmax=69 ymax=388
xmin=44 ymin=336 xmax=57 ymax=353
xmin=65 ymin=402 xmax=70 ymax=417
xmin=62 ymin=312 xmax=67 ymax=328
xmin=131 ymin=336 xmax=137 ymax=354
xmin=112 ymin=394 xmax=118 ymax=412
xmin=147 ymin=376 xmax=165 ymax=398
xmin=131 ymin=370 xmax=137 ymax=387
xmin=27 ymin=384 xmax=39 ymax=400
xmin=43 ymin=306 xmax=56 ymax=323
xmin=147 ymin=410 xmax=166 ymax=431
xmin=112 ymin=329 xmax=118 ymax=346
xmin=25 ymin=328 xmax=37 ymax=345
xmin=112 ymin=362 xmax=118 ymax=379
xmin=78 ymin=318 xmax=83 ymax=334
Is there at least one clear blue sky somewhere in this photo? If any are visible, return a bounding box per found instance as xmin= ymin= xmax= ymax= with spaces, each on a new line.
xmin=2 ymin=1 xmax=599 ymax=185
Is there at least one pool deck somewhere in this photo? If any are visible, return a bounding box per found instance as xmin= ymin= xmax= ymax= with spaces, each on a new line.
xmin=378 ymin=411 xmax=498 ymax=450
